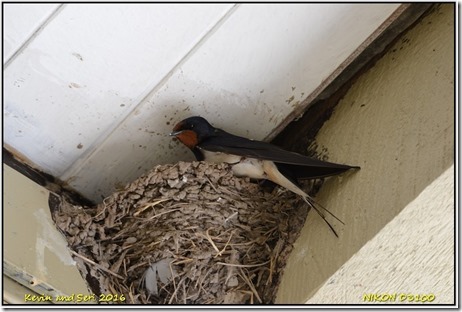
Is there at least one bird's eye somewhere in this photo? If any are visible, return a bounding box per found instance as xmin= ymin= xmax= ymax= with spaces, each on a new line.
xmin=190 ymin=124 xmax=194 ymax=129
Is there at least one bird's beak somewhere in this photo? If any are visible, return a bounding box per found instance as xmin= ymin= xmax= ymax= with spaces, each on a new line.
xmin=169 ymin=130 xmax=183 ymax=137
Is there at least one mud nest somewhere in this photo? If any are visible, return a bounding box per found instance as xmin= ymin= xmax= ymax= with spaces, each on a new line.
xmin=51 ymin=161 xmax=315 ymax=304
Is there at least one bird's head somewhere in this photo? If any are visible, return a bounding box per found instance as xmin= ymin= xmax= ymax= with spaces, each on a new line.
xmin=170 ymin=116 xmax=216 ymax=149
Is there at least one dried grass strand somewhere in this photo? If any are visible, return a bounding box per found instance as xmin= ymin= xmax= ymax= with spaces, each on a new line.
xmin=217 ymin=260 xmax=270 ymax=268
xmin=70 ymin=250 xmax=124 ymax=280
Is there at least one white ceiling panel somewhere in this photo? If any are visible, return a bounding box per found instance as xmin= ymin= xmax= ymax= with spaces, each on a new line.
xmin=3 ymin=3 xmax=61 ymax=64
xmin=4 ymin=4 xmax=234 ymax=177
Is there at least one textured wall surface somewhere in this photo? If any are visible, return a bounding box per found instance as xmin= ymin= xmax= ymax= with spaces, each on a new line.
xmin=3 ymin=4 xmax=399 ymax=201
xmin=306 ymin=165 xmax=454 ymax=304
xmin=277 ymin=4 xmax=454 ymax=303
xmin=4 ymin=164 xmax=89 ymax=301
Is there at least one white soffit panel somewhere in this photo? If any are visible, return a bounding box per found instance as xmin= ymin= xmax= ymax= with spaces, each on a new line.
xmin=4 ymin=4 xmax=400 ymax=201
xmin=3 ymin=3 xmax=61 ymax=64
xmin=4 ymin=4 xmax=234 ymax=176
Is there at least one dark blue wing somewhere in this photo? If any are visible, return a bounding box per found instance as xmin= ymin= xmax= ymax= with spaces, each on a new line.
xmin=199 ymin=130 xmax=358 ymax=179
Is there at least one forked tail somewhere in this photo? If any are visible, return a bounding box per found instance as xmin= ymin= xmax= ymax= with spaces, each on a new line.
xmin=262 ymin=160 xmax=345 ymax=237
xmin=302 ymin=195 xmax=345 ymax=238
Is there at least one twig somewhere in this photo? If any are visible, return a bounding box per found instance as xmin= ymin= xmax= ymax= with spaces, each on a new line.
xmin=110 ymin=250 xmax=128 ymax=273
xmin=145 ymin=208 xmax=183 ymax=221
xmin=129 ymin=283 xmax=136 ymax=304
xmin=93 ymin=198 xmax=109 ymax=219
xmin=238 ymin=268 xmax=262 ymax=303
xmin=134 ymin=198 xmax=170 ymax=216
xmin=268 ymin=239 xmax=284 ymax=285
xmin=214 ymin=232 xmax=234 ymax=258
xmin=70 ymin=250 xmax=124 ymax=279
xmin=205 ymin=176 xmax=220 ymax=193
xmin=204 ymin=228 xmax=220 ymax=253
xmin=168 ymin=276 xmax=184 ymax=304
xmin=183 ymin=282 xmax=187 ymax=304
xmin=224 ymin=211 xmax=238 ymax=223
xmin=217 ymin=260 xmax=270 ymax=268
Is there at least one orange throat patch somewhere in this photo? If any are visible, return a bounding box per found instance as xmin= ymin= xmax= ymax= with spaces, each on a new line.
xmin=175 ymin=130 xmax=199 ymax=149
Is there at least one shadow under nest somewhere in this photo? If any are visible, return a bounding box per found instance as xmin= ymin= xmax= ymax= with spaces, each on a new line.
xmin=51 ymin=161 xmax=322 ymax=304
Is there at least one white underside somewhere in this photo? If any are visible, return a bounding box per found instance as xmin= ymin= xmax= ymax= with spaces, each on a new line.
xmin=201 ymin=149 xmax=266 ymax=179
xmin=200 ymin=148 xmax=308 ymax=198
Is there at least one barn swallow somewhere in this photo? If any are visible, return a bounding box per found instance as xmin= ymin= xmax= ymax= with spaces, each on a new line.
xmin=170 ymin=116 xmax=359 ymax=237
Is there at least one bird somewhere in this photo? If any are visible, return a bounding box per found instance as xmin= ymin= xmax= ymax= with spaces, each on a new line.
xmin=170 ymin=116 xmax=359 ymax=237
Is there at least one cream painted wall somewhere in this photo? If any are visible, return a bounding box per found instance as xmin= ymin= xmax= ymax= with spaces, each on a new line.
xmin=277 ymin=4 xmax=454 ymax=303
xmin=306 ymin=165 xmax=454 ymax=304
xmin=3 ymin=4 xmax=399 ymax=201
xmin=3 ymin=164 xmax=90 ymax=303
